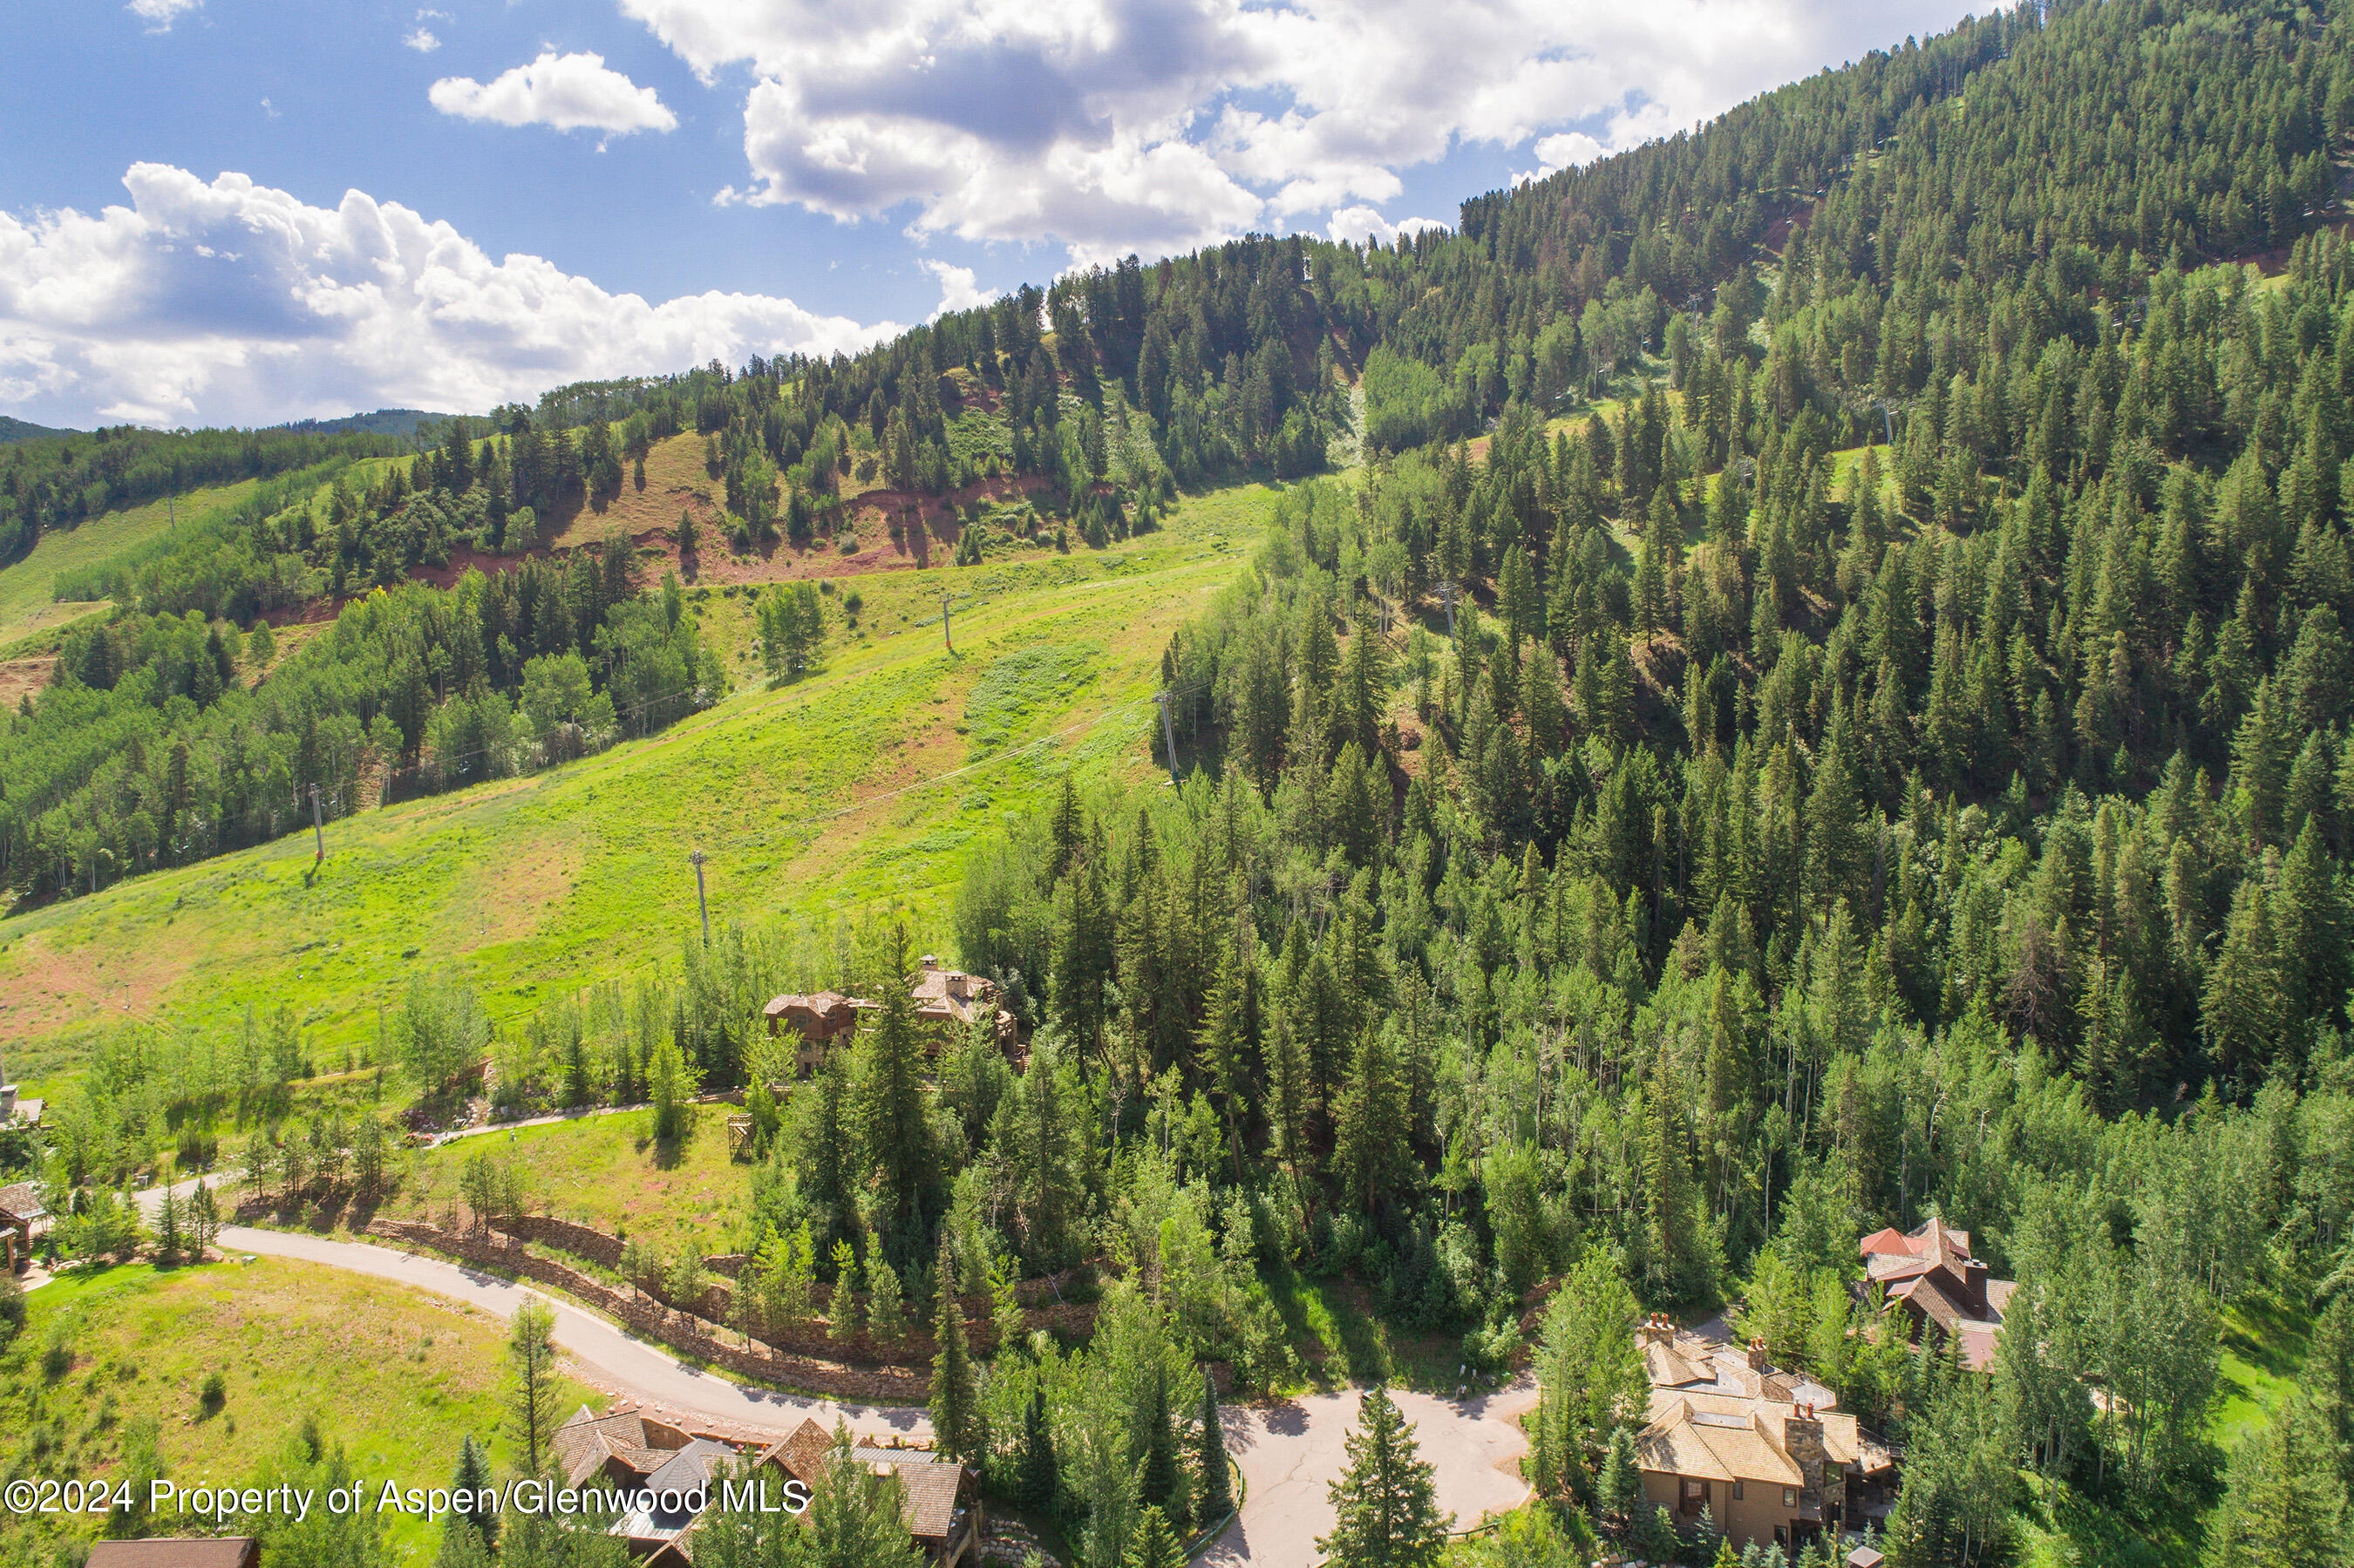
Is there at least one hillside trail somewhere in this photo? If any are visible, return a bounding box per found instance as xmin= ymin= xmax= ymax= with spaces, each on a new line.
xmin=119 ymin=1195 xmax=1536 ymax=1558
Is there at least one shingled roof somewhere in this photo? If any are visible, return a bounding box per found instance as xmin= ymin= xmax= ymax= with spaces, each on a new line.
xmin=85 ymin=1543 xmax=257 ymax=1568
xmin=756 ymin=1417 xmax=835 ymax=1486
xmin=552 ymin=1404 xmax=693 ymax=1488
xmin=1638 ymin=1398 xmax=1806 ymax=1486
xmin=1862 ymin=1218 xmax=2011 ymax=1370
xmin=850 ymin=1446 xmax=969 ymax=1542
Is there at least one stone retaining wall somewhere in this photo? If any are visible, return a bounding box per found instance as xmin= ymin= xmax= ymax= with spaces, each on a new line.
xmin=480 ymin=1215 xmax=1098 ymax=1354
xmin=363 ymin=1218 xmax=932 ymax=1405
xmin=501 ymin=1213 xmax=623 ymax=1268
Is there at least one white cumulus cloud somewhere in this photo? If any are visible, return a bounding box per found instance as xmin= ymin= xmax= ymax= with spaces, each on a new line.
xmin=1531 ymin=131 xmax=1606 ymax=173
xmin=1325 ymin=206 xmax=1444 ymax=248
xmin=0 ymin=164 xmax=894 ymax=428
xmin=405 ymin=28 xmax=441 ymax=53
xmin=919 ymin=259 xmax=990 ymax=319
xmin=617 ymin=0 xmax=1974 ymax=265
xmin=429 ymin=51 xmax=677 ymax=138
xmin=126 ymin=0 xmax=201 ymax=31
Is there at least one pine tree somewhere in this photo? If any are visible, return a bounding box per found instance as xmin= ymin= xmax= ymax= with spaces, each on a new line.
xmin=855 ymin=923 xmax=933 ymax=1220
xmin=1641 ymin=1080 xmax=1705 ymax=1305
xmin=806 ymin=1045 xmax=855 ymax=1211
xmin=1314 ymin=1388 xmax=1451 ymax=1568
xmin=2201 ymin=1395 xmax=2346 ymax=1568
xmin=2275 ymin=817 xmax=2349 ymax=1028
xmin=1195 ymin=1367 xmax=1234 ymax=1524
xmin=450 ymin=1434 xmax=497 ymax=1544
xmin=929 ymin=1232 xmax=979 ymax=1463
xmin=1019 ymin=1387 xmax=1060 ymax=1510
xmin=828 ymin=1240 xmax=863 ymax=1345
xmin=506 ymin=1300 xmax=562 ymax=1477
xmin=152 ymin=1186 xmax=182 ymax=1265
xmin=865 ymin=1258 xmax=905 ymax=1342
xmin=1598 ymin=1425 xmax=1642 ymax=1524
xmin=1124 ymin=1507 xmax=1183 ymax=1568
xmin=1137 ymin=1361 xmax=1189 ymax=1532
xmin=649 ymin=1032 xmax=696 ymax=1142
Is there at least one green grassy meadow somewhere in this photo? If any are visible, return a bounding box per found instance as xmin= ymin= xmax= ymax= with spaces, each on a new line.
xmin=0 ymin=479 xmax=261 ymax=649
xmin=391 ymin=1105 xmax=747 ymax=1256
xmin=0 ymin=480 xmax=1277 ymax=1076
xmin=0 ymin=1258 xmax=598 ymax=1559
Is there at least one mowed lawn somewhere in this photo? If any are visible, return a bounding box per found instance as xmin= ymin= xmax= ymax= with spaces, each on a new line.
xmin=0 ymin=1258 xmax=599 ymax=1559
xmin=0 ymin=481 xmax=1276 ymax=1069
xmin=391 ymin=1105 xmax=749 ymax=1256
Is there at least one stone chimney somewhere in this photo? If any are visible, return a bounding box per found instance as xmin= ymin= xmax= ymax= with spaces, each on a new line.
xmin=1783 ymin=1404 xmax=1828 ymax=1491
xmin=1746 ymin=1336 xmax=1771 ymax=1371
xmin=1638 ymin=1312 xmax=1675 ymax=1347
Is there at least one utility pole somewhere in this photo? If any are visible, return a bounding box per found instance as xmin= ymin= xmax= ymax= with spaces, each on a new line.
xmin=309 ymin=784 xmax=325 ymax=865
xmin=942 ymin=589 xmax=953 ymax=655
xmin=1154 ymin=689 xmax=1180 ymax=788
xmin=689 ymin=850 xmax=711 ymax=947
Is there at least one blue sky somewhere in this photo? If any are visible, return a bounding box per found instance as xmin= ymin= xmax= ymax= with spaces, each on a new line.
xmin=0 ymin=0 xmax=1976 ymax=430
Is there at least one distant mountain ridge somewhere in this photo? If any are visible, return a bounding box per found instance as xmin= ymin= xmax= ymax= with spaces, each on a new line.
xmin=271 ymin=409 xmax=456 ymax=440
xmin=0 ymin=416 xmax=77 ymax=444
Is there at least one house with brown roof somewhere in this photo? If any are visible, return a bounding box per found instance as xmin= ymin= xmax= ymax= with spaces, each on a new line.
xmin=552 ymin=1403 xmax=696 ymax=1491
xmin=762 ymin=993 xmax=866 ymax=1076
xmin=1634 ymin=1316 xmax=1896 ymax=1552
xmin=85 ymin=1542 xmax=258 ymax=1568
xmin=908 ymin=957 xmax=997 ymax=1031
xmin=757 ymin=1417 xmax=983 ymax=1565
xmin=1859 ymin=1218 xmax=2015 ymax=1371
xmin=765 ymin=960 xmax=1011 ymax=1077
xmin=0 ymin=1180 xmax=45 ymax=1271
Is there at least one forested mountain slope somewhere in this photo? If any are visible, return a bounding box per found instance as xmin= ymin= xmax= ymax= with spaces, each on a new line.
xmin=4 ymin=3 xmax=2354 ymax=1565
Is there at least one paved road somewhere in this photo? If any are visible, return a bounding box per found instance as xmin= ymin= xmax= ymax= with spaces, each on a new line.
xmin=210 ymin=1225 xmax=925 ymax=1442
xmin=1207 ymin=1382 xmax=1534 ymax=1565
xmin=201 ymin=1224 xmax=1532 ymax=1558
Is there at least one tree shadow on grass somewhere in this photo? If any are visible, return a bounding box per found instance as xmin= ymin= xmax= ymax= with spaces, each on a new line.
xmin=2022 ymin=1472 xmax=2209 ymax=1568
xmin=632 ymin=1109 xmax=695 ymax=1171
xmin=1262 ymin=1258 xmax=1393 ymax=1390
xmin=2221 ymin=1291 xmax=2311 ymax=1381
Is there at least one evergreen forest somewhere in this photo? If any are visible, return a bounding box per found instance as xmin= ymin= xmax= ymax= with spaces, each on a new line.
xmin=5 ymin=2 xmax=2354 ymax=1567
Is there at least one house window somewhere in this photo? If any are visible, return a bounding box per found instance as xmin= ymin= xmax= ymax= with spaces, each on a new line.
xmin=1782 ymin=1487 xmax=1799 ymax=1508
xmin=1731 ymin=1481 xmax=1745 ymax=1501
xmin=1680 ymin=1477 xmax=1707 ymax=1511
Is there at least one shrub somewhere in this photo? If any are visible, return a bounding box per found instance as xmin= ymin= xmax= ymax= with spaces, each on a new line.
xmin=41 ymin=1323 xmax=71 ymax=1381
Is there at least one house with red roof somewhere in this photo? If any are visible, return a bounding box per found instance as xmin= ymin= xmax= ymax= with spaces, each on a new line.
xmin=1859 ymin=1218 xmax=2016 ymax=1371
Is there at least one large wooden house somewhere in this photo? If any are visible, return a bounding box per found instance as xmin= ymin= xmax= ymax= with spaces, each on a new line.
xmin=1859 ymin=1218 xmax=2015 ymax=1370
xmin=757 ymin=1419 xmax=983 ymax=1565
xmin=1633 ymin=1316 xmax=1896 ymax=1553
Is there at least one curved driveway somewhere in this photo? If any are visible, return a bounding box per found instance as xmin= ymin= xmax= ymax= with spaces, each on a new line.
xmin=208 ymin=1223 xmax=1534 ymax=1559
